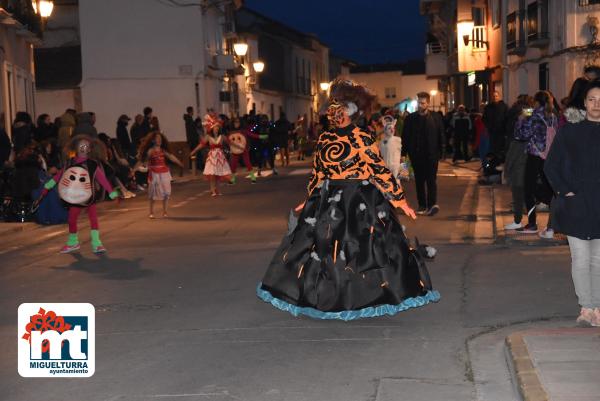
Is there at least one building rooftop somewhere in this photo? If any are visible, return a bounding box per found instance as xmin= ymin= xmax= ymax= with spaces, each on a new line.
xmin=350 ymin=60 xmax=426 ymax=75
xmin=235 ymin=6 xmax=328 ymax=51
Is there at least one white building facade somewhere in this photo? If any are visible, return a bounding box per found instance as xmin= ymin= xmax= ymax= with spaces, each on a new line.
xmin=505 ymin=0 xmax=600 ymax=103
xmin=0 ymin=4 xmax=38 ymax=134
xmin=234 ymin=7 xmax=330 ymax=125
xmin=36 ymin=0 xmax=239 ymax=141
xmin=350 ymin=67 xmax=439 ymax=111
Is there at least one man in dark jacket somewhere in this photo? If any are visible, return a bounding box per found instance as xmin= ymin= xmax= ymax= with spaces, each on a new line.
xmin=483 ymin=91 xmax=508 ymax=159
xmin=11 ymin=112 xmax=34 ymax=154
xmin=271 ymin=113 xmax=292 ymax=167
xmin=402 ymin=91 xmax=445 ymax=216
xmin=142 ymin=106 xmax=153 ymax=136
xmin=450 ymin=105 xmax=472 ymax=163
xmin=116 ymin=114 xmax=132 ymax=158
xmin=184 ymin=106 xmax=199 ymax=151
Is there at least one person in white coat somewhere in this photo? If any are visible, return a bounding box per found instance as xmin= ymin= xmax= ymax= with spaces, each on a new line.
xmin=379 ymin=114 xmax=403 ymax=179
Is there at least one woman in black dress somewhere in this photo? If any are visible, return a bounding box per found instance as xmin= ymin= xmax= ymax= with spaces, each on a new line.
xmin=257 ymin=79 xmax=440 ymax=320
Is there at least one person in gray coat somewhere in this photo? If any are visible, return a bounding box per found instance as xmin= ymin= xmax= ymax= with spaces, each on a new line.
xmin=73 ymin=112 xmax=98 ymax=138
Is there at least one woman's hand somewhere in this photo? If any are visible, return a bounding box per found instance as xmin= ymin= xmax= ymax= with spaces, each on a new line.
xmin=397 ymin=199 xmax=416 ymax=220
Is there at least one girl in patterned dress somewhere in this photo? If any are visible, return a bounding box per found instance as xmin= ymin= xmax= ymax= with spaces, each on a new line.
xmin=190 ymin=118 xmax=232 ymax=196
xmin=136 ymin=131 xmax=183 ymax=218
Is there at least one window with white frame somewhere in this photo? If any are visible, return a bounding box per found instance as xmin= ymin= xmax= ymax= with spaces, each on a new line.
xmin=385 ymin=87 xmax=397 ymax=99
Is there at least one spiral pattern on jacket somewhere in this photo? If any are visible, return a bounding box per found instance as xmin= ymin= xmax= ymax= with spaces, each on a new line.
xmin=320 ymin=141 xmax=351 ymax=163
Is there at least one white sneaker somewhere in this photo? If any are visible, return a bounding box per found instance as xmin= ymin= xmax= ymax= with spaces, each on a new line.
xmin=504 ymin=221 xmax=522 ymax=230
xmin=539 ymin=228 xmax=554 ymax=239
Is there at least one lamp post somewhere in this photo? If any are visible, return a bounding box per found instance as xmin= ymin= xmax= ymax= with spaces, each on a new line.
xmin=233 ymin=42 xmax=248 ymax=57
xmin=32 ymin=0 xmax=54 ymax=31
xmin=233 ymin=42 xmax=248 ymax=68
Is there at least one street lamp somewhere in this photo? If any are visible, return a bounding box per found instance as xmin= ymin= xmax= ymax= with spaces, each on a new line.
xmin=319 ymin=82 xmax=330 ymax=92
xmin=32 ymin=0 xmax=54 ymax=18
xmin=458 ymin=19 xmax=489 ymax=49
xmin=233 ymin=42 xmax=248 ymax=57
xmin=253 ymin=61 xmax=265 ymax=73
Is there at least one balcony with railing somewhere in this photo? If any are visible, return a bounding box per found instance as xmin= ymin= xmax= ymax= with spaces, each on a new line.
xmin=506 ymin=10 xmax=527 ymax=55
xmin=471 ymin=25 xmax=488 ymax=52
xmin=425 ymin=41 xmax=447 ymax=77
xmin=527 ymin=0 xmax=549 ymax=48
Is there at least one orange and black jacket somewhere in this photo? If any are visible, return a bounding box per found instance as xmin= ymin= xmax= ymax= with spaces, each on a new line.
xmin=307 ymin=124 xmax=406 ymax=207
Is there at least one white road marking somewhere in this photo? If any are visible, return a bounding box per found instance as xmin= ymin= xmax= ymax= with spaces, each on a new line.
xmin=474 ymin=185 xmax=494 ymax=244
xmin=104 ymin=207 xmax=147 ymax=213
xmin=450 ymin=178 xmax=477 ymax=244
xmin=247 ymin=170 xmax=273 ymax=178
xmin=0 ymin=246 xmax=20 ymax=256
xmin=288 ymin=168 xmax=312 ymax=176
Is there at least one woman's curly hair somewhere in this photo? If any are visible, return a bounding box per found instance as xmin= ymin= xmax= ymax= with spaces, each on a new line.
xmin=328 ymin=78 xmax=377 ymax=116
xmin=63 ymin=134 xmax=107 ymax=161
xmin=137 ymin=131 xmax=171 ymax=162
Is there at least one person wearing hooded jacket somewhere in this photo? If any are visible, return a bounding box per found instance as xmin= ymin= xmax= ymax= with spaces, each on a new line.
xmin=544 ymin=79 xmax=600 ymax=327
xmin=73 ymin=112 xmax=98 ymax=138
xmin=11 ymin=112 xmax=34 ymax=154
xmin=58 ymin=109 xmax=77 ymax=149
xmin=116 ymin=115 xmax=132 ymax=159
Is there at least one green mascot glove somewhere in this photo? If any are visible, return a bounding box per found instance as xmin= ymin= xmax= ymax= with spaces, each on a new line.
xmin=44 ymin=179 xmax=57 ymax=190
xmin=108 ymin=190 xmax=119 ymax=200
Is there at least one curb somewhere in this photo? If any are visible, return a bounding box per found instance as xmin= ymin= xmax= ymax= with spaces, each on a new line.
xmin=505 ymin=332 xmax=549 ymax=401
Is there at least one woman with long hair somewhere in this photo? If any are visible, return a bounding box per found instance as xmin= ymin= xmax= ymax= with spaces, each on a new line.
xmin=513 ymin=91 xmax=558 ymax=234
xmin=544 ymin=80 xmax=600 ymax=327
xmin=136 ymin=131 xmax=183 ymax=218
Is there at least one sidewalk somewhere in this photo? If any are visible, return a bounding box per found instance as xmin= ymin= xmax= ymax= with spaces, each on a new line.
xmin=492 ymin=183 xmax=567 ymax=247
xmin=492 ymin=183 xmax=600 ymax=401
xmin=506 ymin=327 xmax=600 ymax=401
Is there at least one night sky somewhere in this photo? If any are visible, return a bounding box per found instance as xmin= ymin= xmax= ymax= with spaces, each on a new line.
xmin=243 ymin=0 xmax=426 ymax=65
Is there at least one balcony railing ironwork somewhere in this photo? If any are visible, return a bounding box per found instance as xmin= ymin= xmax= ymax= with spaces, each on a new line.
xmin=426 ymin=42 xmax=446 ymax=54
xmin=471 ymin=25 xmax=487 ymax=52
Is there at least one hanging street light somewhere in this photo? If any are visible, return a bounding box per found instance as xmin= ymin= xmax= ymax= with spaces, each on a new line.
xmin=253 ymin=61 xmax=265 ymax=73
xmin=319 ymin=82 xmax=330 ymax=92
xmin=32 ymin=0 xmax=54 ymax=18
xmin=233 ymin=42 xmax=248 ymax=57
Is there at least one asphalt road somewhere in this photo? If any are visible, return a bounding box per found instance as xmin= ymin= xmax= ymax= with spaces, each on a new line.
xmin=0 ymin=161 xmax=578 ymax=401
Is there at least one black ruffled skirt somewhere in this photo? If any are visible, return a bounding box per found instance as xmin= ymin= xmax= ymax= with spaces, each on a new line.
xmin=257 ymin=179 xmax=440 ymax=320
